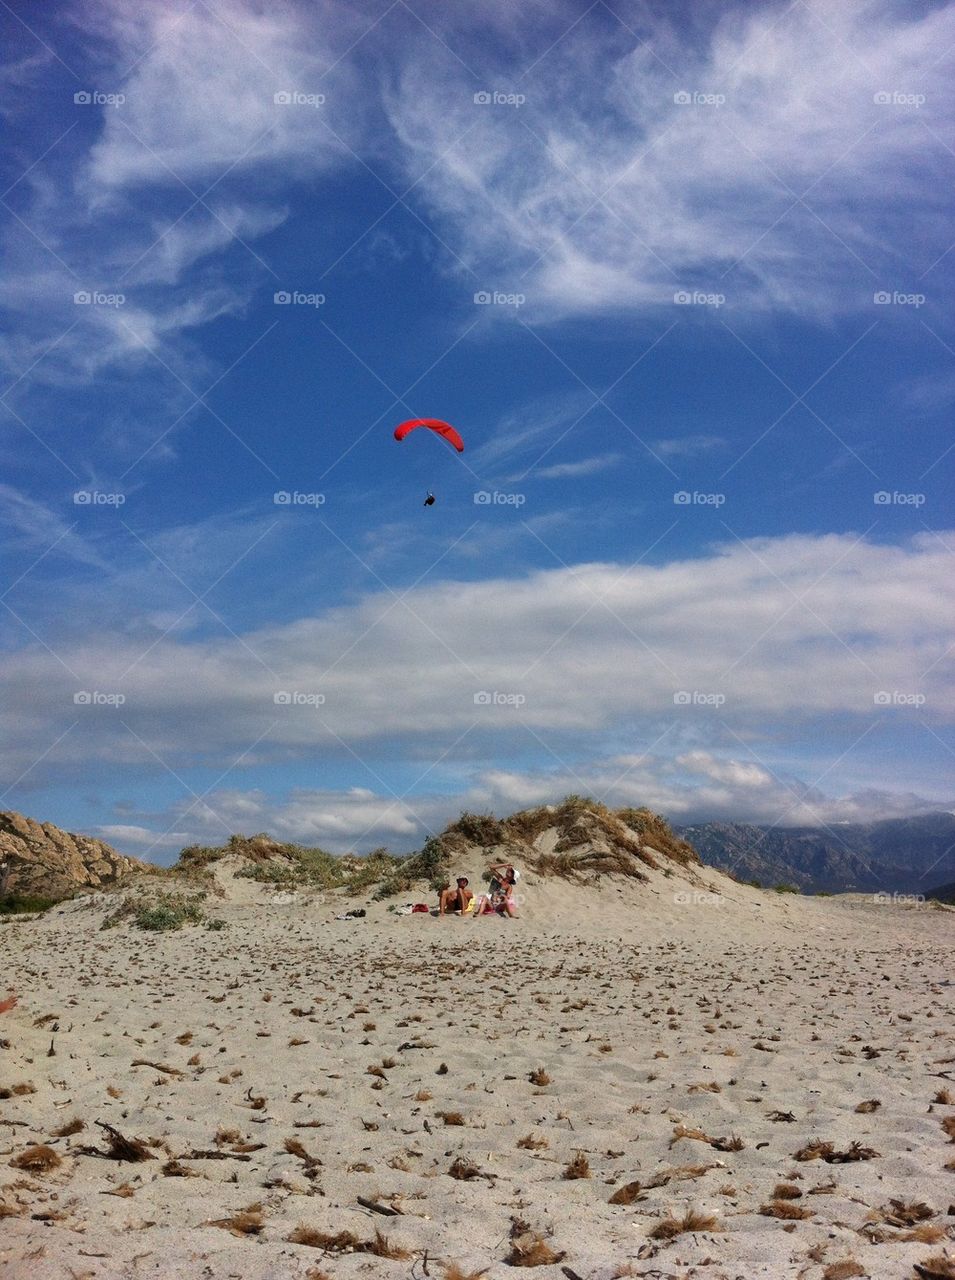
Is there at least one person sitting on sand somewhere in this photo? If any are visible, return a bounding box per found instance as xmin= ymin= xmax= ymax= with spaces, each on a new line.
xmin=472 ymin=863 xmax=519 ymax=918
xmin=438 ymin=877 xmax=474 ymax=916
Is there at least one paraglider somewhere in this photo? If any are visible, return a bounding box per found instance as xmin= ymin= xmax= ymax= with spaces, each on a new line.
xmin=393 ymin=418 xmax=465 ymax=452
xmin=394 ymin=418 xmax=464 ymax=508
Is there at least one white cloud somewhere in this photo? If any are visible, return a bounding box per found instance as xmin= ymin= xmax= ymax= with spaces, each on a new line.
xmin=384 ymin=0 xmax=955 ymax=319
xmin=84 ymin=2 xmax=354 ymax=190
xmin=535 ymin=452 xmax=622 ymax=479
xmin=2 ymin=530 xmax=951 ymax=787
xmin=106 ymin=755 xmax=952 ymax=860
xmin=653 ymin=435 xmax=725 ymax=458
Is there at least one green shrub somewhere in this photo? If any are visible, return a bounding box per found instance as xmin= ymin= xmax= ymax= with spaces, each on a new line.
xmin=773 ymin=883 xmax=800 ymax=895
xmin=204 ymin=917 xmax=226 ymax=930
xmin=0 ymin=894 xmax=60 ymax=916
xmin=452 ymin=810 xmax=505 ymax=846
xmin=101 ymin=892 xmax=205 ymax=932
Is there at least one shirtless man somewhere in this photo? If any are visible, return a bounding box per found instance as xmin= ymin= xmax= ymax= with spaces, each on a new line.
xmin=438 ymin=877 xmax=473 ymax=916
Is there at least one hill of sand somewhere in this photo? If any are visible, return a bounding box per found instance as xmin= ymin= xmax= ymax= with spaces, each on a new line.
xmin=2 ymin=831 xmax=954 ymax=1280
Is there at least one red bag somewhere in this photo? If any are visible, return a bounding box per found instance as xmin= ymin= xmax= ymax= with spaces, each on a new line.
xmin=412 ymin=903 xmax=430 ymax=913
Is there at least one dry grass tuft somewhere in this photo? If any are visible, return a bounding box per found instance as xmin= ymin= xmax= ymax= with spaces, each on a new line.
xmin=205 ymin=1202 xmax=265 ymax=1236
xmin=854 ymin=1098 xmax=881 ymax=1113
xmin=794 ymin=1139 xmax=835 ymax=1161
xmin=826 ymin=1140 xmax=879 ymax=1163
xmin=516 ymin=1133 xmax=548 ymax=1150
xmin=441 ymin=1265 xmax=488 ymax=1280
xmin=504 ymin=1232 xmax=565 ymax=1267
xmin=933 ymin=1087 xmax=954 ymax=1105
xmin=649 ymin=1208 xmax=719 ymax=1240
xmin=912 ymin=1257 xmax=955 ymax=1279
xmin=287 ymin=1225 xmax=408 ymax=1258
xmin=821 ymin=1262 xmax=865 ymax=1279
xmin=760 ymin=1199 xmax=813 ymax=1219
xmin=901 ymin=1225 xmax=948 ymax=1243
xmin=712 ymin=1133 xmax=745 ymax=1152
xmin=941 ymin=1115 xmax=955 ymax=1141
xmin=773 ymin=1183 xmax=803 ymax=1200
xmin=448 ymin=1156 xmax=481 ymax=1180
xmin=0 ymin=1082 xmax=37 ymax=1098
xmin=562 ymin=1150 xmax=590 ymax=1180
xmin=366 ymin=1229 xmax=410 ymax=1259
xmin=873 ymin=1199 xmax=935 ymax=1227
xmin=528 ymin=1067 xmax=551 ymax=1086
xmin=608 ymin=1180 xmax=644 ymax=1205
xmin=415 ymin=1089 xmax=432 ymax=1102
xmin=288 ymin=1225 xmax=360 ymax=1250
xmin=9 ymin=1144 xmax=61 ymax=1173
xmin=52 ymin=1118 xmax=85 ymax=1138
xmin=438 ymin=1111 xmax=465 ymax=1126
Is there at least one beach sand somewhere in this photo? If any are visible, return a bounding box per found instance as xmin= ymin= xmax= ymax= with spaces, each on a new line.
xmin=2 ymin=859 xmax=953 ymax=1279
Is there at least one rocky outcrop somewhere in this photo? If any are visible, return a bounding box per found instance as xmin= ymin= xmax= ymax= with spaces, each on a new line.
xmin=0 ymin=811 xmax=152 ymax=902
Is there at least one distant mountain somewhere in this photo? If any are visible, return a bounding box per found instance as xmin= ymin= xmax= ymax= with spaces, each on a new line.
xmin=926 ymin=880 xmax=955 ymax=904
xmin=0 ymin=811 xmax=153 ymax=904
xmin=678 ymin=812 xmax=955 ymax=894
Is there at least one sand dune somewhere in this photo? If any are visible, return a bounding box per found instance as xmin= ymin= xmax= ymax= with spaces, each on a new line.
xmin=2 ymin=860 xmax=953 ymax=1279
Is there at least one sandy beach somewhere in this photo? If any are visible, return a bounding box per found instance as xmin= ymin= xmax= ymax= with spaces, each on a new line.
xmin=2 ymin=858 xmax=954 ymax=1280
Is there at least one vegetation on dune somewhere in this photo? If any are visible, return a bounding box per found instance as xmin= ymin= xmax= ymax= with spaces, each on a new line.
xmin=102 ymin=891 xmax=207 ymax=932
xmin=159 ymin=796 xmax=703 ymax=901
xmin=0 ymin=894 xmax=60 ymax=917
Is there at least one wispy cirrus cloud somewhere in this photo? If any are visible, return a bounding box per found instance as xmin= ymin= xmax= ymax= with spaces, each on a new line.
xmin=384 ymin=0 xmax=955 ymax=320
xmin=535 ymin=452 xmax=622 ymax=479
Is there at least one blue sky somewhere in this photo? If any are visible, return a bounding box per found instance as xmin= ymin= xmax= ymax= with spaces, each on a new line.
xmin=1 ymin=0 xmax=953 ymax=862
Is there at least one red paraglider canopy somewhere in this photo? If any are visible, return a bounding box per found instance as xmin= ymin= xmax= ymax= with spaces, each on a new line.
xmin=393 ymin=418 xmax=465 ymax=452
